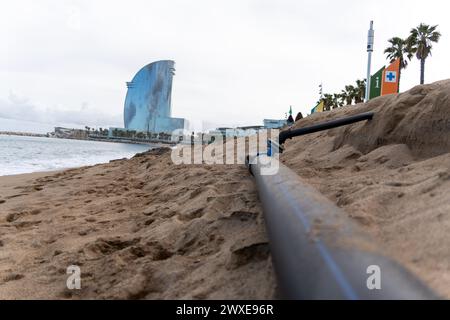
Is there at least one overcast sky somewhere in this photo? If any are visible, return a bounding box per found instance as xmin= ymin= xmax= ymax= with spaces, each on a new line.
xmin=1 ymin=0 xmax=449 ymax=131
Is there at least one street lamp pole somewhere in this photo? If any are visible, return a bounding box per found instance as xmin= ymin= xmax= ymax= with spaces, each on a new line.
xmin=365 ymin=21 xmax=374 ymax=102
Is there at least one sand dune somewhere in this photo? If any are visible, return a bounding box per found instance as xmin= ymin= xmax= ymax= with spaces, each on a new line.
xmin=282 ymin=79 xmax=450 ymax=298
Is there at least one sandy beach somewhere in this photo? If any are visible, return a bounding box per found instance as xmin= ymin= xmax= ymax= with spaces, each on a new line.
xmin=1 ymin=80 xmax=449 ymax=299
xmin=0 ymin=149 xmax=275 ymax=299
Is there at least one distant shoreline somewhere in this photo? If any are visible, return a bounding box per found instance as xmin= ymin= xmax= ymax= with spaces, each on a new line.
xmin=0 ymin=131 xmax=175 ymax=147
xmin=0 ymin=131 xmax=49 ymax=138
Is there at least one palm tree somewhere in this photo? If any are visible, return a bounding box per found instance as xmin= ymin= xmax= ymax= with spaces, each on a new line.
xmin=341 ymin=85 xmax=355 ymax=106
xmin=407 ymin=23 xmax=441 ymax=84
xmin=354 ymin=79 xmax=366 ymax=103
xmin=322 ymin=93 xmax=334 ymax=111
xmin=384 ymin=37 xmax=413 ymax=90
xmin=339 ymin=91 xmax=349 ymax=106
xmin=332 ymin=93 xmax=342 ymax=109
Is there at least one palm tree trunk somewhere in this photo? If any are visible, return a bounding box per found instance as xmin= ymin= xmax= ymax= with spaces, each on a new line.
xmin=398 ymin=68 xmax=401 ymax=93
xmin=420 ymin=58 xmax=425 ymax=85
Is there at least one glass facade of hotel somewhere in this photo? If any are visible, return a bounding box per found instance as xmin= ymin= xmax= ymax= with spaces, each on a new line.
xmin=124 ymin=60 xmax=187 ymax=133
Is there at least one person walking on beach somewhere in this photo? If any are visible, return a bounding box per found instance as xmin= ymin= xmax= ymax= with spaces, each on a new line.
xmin=287 ymin=105 xmax=294 ymax=125
xmin=287 ymin=114 xmax=294 ymax=125
xmin=295 ymin=112 xmax=303 ymax=121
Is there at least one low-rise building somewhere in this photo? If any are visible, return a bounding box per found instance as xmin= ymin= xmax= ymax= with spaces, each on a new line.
xmin=263 ymin=119 xmax=287 ymax=129
xmin=54 ymin=127 xmax=88 ymax=139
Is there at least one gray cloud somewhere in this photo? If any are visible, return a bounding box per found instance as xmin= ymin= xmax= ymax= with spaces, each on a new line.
xmin=0 ymin=93 xmax=122 ymax=128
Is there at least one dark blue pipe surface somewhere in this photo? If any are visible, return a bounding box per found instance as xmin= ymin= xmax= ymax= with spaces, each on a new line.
xmin=249 ymin=156 xmax=438 ymax=300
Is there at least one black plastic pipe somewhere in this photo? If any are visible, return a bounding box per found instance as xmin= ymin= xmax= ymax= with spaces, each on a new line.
xmin=249 ymin=156 xmax=438 ymax=300
xmin=279 ymin=112 xmax=374 ymax=145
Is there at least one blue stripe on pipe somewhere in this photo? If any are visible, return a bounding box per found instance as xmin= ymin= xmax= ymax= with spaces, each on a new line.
xmin=315 ymin=242 xmax=359 ymax=300
xmin=274 ymin=173 xmax=359 ymax=300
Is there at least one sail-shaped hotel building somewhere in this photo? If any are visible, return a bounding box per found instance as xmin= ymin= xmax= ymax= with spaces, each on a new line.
xmin=124 ymin=60 xmax=188 ymax=133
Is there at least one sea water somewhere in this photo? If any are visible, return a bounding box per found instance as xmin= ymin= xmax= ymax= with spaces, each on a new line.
xmin=0 ymin=135 xmax=152 ymax=176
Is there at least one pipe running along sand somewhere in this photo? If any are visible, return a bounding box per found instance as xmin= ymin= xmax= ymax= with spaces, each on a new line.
xmin=248 ymin=155 xmax=438 ymax=299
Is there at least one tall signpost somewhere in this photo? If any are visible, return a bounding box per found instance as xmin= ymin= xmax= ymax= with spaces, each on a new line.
xmin=365 ymin=21 xmax=374 ymax=102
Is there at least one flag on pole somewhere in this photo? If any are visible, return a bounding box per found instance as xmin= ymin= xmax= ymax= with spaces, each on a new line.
xmin=311 ymin=101 xmax=324 ymax=114
xmin=369 ymin=66 xmax=385 ymax=100
xmin=381 ymin=59 xmax=400 ymax=95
